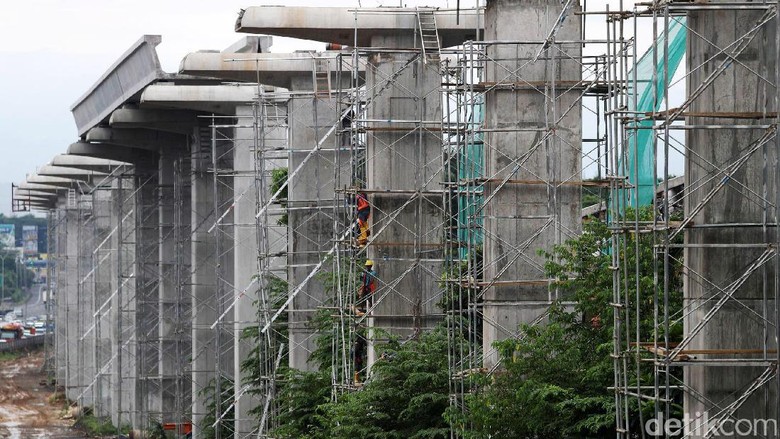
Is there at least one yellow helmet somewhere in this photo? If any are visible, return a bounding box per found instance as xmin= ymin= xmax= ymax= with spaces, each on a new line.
xmin=365 ymin=259 xmax=374 ymax=266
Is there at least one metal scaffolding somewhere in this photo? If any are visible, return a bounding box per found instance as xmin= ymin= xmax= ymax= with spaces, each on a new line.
xmin=27 ymin=1 xmax=780 ymax=437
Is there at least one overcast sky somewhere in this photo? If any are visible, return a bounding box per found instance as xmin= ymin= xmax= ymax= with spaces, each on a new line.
xmin=0 ymin=0 xmax=679 ymax=215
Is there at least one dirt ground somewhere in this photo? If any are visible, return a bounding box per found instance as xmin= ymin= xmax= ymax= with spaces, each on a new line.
xmin=0 ymin=348 xmax=85 ymax=438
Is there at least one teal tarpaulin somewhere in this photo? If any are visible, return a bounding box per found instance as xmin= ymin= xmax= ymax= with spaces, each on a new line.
xmin=620 ymin=17 xmax=687 ymax=210
xmin=458 ymin=94 xmax=484 ymax=258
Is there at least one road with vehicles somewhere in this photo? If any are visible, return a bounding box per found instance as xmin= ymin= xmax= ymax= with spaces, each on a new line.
xmin=22 ymin=284 xmax=47 ymax=322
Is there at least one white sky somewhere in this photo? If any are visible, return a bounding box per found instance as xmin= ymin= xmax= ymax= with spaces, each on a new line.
xmin=0 ymin=0 xmax=681 ymax=214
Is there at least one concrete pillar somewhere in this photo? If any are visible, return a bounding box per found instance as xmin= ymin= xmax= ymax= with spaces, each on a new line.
xmin=684 ymin=6 xmax=778 ymax=432
xmin=174 ymin=153 xmax=193 ymax=427
xmin=233 ymin=104 xmax=261 ymax=435
xmin=135 ymin=166 xmax=160 ymax=429
xmin=158 ymin=146 xmax=185 ymax=424
xmin=53 ymin=206 xmax=66 ymax=386
xmin=191 ymin=124 xmax=235 ymax=436
xmin=288 ymin=71 xmax=347 ymax=371
xmin=191 ymin=129 xmax=217 ymax=436
xmin=481 ymin=0 xmax=582 ymax=367
xmin=55 ymin=204 xmax=80 ymax=398
xmin=111 ymin=175 xmax=137 ymax=428
xmin=93 ymin=187 xmax=114 ymax=418
xmin=365 ymin=34 xmax=445 ymax=366
xmin=64 ymin=205 xmax=80 ymax=402
xmin=76 ymin=194 xmax=96 ymax=408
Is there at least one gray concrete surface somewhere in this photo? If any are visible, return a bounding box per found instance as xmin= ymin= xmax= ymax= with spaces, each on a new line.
xmin=683 ymin=6 xmax=778 ymax=435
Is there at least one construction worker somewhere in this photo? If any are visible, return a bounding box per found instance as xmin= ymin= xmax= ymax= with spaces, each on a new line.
xmin=355 ymin=192 xmax=371 ymax=247
xmin=354 ymin=259 xmax=376 ymax=317
xmin=353 ymin=259 xmax=375 ymax=384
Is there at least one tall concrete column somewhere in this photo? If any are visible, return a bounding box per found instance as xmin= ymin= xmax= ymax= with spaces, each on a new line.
xmin=482 ymin=0 xmax=582 ymax=367
xmin=191 ymin=130 xmax=217 ymax=436
xmin=135 ymin=165 xmax=160 ymax=429
xmin=64 ymin=205 xmax=81 ymax=402
xmin=365 ymin=34 xmax=445 ymax=365
xmin=233 ymin=104 xmax=262 ymax=435
xmin=53 ymin=206 xmax=65 ymax=384
xmin=191 ymin=124 xmax=235 ymax=436
xmin=288 ymin=71 xmax=348 ymax=371
xmin=684 ymin=6 xmax=777 ymax=431
xmin=55 ymin=203 xmax=80 ymax=398
xmin=158 ymin=146 xmax=185 ymax=424
xmin=76 ymin=195 xmax=96 ymax=408
xmin=111 ymin=175 xmax=137 ymax=428
xmin=93 ymin=187 xmax=114 ymax=418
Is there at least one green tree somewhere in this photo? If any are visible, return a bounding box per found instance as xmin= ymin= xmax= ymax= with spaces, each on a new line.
xmin=268 ymin=257 xmax=454 ymax=439
xmin=270 ymin=168 xmax=289 ymax=226
xmin=321 ymin=327 xmax=451 ymax=439
xmin=454 ymin=208 xmax=683 ymax=438
xmin=199 ymin=376 xmax=235 ymax=439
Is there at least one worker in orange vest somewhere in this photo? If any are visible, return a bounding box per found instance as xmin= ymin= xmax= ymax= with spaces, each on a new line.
xmin=354 ymin=259 xmax=376 ymax=317
xmin=355 ymin=192 xmax=371 ymax=247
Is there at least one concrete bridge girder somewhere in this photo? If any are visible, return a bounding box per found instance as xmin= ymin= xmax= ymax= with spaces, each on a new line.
xmin=85 ymin=127 xmax=187 ymax=152
xmin=109 ymin=108 xmax=201 ymax=135
xmin=179 ymin=51 xmax=362 ymax=88
xmin=37 ymin=165 xmax=108 ymax=181
xmin=235 ymin=6 xmax=483 ymax=47
xmin=139 ymin=84 xmax=261 ymax=114
xmin=51 ymin=154 xmax=130 ymax=173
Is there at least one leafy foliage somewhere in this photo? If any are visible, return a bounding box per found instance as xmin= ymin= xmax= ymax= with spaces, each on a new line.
xmin=320 ymin=327 xmax=451 ymax=439
xmin=267 ymin=258 xmax=452 ymax=439
xmin=452 ymin=207 xmax=683 ymax=438
xmin=247 ymin=208 xmax=683 ymax=438
xmin=270 ymin=168 xmax=289 ymax=226
xmin=199 ymin=376 xmax=235 ymax=439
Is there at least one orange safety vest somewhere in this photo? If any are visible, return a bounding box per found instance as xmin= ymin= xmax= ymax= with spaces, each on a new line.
xmin=356 ymin=193 xmax=369 ymax=211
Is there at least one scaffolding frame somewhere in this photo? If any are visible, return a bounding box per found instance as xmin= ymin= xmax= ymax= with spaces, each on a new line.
xmin=606 ymin=1 xmax=780 ymax=437
xmin=32 ymin=1 xmax=780 ymax=437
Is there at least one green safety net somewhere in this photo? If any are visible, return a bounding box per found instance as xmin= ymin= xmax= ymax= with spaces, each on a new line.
xmin=458 ymin=94 xmax=484 ymax=258
xmin=619 ymin=17 xmax=687 ymax=211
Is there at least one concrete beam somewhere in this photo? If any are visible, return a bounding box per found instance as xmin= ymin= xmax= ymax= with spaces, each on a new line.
xmin=52 ymin=154 xmax=130 ymax=173
xmin=15 ymin=199 xmax=54 ymax=209
xmin=13 ymin=189 xmax=58 ymax=199
xmin=26 ymin=175 xmax=79 ymax=188
xmin=109 ymin=108 xmax=200 ymax=135
xmin=235 ymin=6 xmax=482 ymax=47
xmin=67 ymin=141 xmax=147 ymax=163
xmin=179 ymin=51 xmax=360 ymax=88
xmin=38 ymin=165 xmax=107 ymax=181
xmin=16 ymin=183 xmax=65 ymax=193
xmin=71 ymin=35 xmax=170 ymax=136
xmin=140 ymin=84 xmax=265 ymax=113
xmin=86 ymin=127 xmax=186 ymax=152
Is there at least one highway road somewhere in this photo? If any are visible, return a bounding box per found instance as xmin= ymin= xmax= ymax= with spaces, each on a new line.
xmin=22 ymin=284 xmax=46 ymax=321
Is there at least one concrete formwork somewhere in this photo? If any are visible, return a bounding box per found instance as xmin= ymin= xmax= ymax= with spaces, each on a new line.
xmin=481 ymin=0 xmax=582 ymax=367
xmin=683 ymin=6 xmax=778 ymax=432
